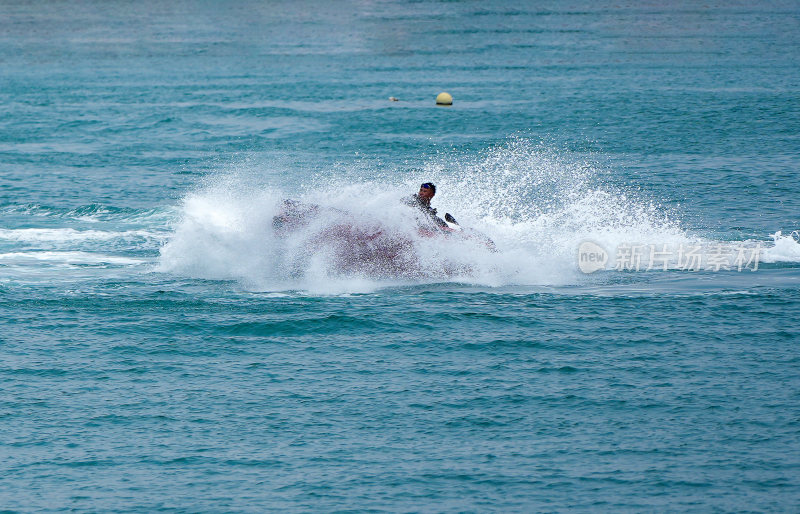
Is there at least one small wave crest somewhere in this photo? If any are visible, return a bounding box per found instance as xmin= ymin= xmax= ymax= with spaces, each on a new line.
xmin=0 ymin=228 xmax=158 ymax=243
xmin=0 ymin=203 xmax=176 ymax=224
xmin=0 ymin=251 xmax=143 ymax=266
xmin=763 ymin=231 xmax=800 ymax=263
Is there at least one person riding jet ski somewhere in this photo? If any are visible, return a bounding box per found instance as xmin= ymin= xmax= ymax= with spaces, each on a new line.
xmin=403 ymin=182 xmax=497 ymax=251
xmin=403 ymin=182 xmax=449 ymax=232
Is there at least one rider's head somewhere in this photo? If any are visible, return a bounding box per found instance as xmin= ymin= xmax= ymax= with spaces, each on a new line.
xmin=418 ymin=182 xmax=436 ymax=202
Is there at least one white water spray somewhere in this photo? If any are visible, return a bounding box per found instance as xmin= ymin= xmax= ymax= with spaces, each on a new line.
xmin=157 ymin=140 xmax=800 ymax=292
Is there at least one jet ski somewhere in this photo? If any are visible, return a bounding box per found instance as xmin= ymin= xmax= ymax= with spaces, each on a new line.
xmin=274 ymin=199 xmax=495 ymax=248
xmin=271 ymin=199 xmax=497 ymax=277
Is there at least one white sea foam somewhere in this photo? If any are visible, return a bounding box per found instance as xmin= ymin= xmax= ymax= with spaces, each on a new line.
xmin=0 ymin=228 xmax=160 ymax=243
xmin=0 ymin=251 xmax=143 ymax=266
xmin=763 ymin=231 xmax=800 ymax=263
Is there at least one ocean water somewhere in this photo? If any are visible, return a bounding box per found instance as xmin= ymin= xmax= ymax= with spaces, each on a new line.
xmin=2 ymin=1 xmax=800 ymax=511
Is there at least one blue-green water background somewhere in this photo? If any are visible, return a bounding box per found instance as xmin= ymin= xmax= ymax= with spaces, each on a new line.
xmin=2 ymin=1 xmax=800 ymax=510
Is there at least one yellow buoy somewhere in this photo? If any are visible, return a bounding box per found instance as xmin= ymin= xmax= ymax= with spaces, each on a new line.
xmin=436 ymin=92 xmax=453 ymax=106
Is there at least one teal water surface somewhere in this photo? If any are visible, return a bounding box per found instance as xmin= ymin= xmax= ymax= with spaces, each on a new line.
xmin=2 ymin=1 xmax=800 ymax=511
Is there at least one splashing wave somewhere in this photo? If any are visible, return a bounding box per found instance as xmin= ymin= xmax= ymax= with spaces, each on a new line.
xmin=158 ymin=140 xmax=799 ymax=292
